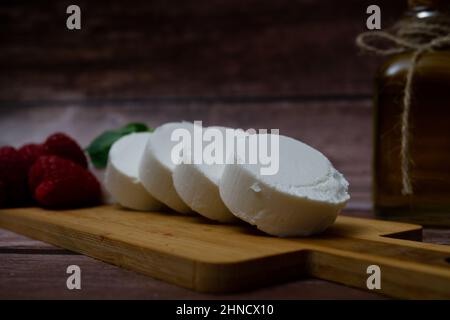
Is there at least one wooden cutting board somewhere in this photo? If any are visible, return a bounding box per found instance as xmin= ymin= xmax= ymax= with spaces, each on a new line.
xmin=0 ymin=205 xmax=449 ymax=299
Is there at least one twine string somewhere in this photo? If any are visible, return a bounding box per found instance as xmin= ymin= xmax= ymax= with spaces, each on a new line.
xmin=356 ymin=21 xmax=450 ymax=195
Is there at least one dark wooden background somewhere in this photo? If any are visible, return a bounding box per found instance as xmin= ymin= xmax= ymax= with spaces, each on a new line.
xmin=3 ymin=0 xmax=444 ymax=300
xmin=0 ymin=0 xmax=405 ymax=101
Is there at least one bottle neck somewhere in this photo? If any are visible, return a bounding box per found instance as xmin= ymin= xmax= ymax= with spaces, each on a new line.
xmin=408 ymin=0 xmax=450 ymax=10
xmin=406 ymin=3 xmax=450 ymax=25
xmin=402 ymin=4 xmax=450 ymax=53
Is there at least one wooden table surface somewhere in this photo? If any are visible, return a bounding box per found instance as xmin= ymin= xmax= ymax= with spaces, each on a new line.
xmin=1 ymin=0 xmax=449 ymax=299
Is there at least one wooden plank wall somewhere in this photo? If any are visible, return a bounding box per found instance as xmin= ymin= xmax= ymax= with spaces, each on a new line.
xmin=1 ymin=0 xmax=405 ymax=101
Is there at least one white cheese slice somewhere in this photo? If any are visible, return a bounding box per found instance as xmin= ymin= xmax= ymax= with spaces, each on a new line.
xmin=105 ymin=132 xmax=164 ymax=211
xmin=173 ymin=126 xmax=237 ymax=223
xmin=219 ymin=134 xmax=350 ymax=237
xmin=139 ymin=122 xmax=195 ymax=213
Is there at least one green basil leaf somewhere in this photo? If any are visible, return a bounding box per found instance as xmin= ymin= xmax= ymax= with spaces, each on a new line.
xmin=119 ymin=123 xmax=153 ymax=134
xmin=86 ymin=122 xmax=152 ymax=169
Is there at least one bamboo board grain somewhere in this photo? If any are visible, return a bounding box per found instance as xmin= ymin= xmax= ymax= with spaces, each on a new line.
xmin=0 ymin=205 xmax=449 ymax=299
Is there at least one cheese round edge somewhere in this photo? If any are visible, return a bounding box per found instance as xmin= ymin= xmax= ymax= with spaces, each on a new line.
xmin=138 ymin=122 xmax=193 ymax=213
xmin=172 ymin=126 xmax=237 ymax=223
xmin=219 ymin=134 xmax=350 ymax=237
xmin=105 ymin=132 xmax=164 ymax=211
xmin=173 ymin=162 xmax=237 ymax=223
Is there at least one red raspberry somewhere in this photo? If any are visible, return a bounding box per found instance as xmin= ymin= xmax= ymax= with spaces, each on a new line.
xmin=29 ymin=155 xmax=101 ymax=208
xmin=43 ymin=133 xmax=88 ymax=168
xmin=0 ymin=146 xmax=29 ymax=206
xmin=18 ymin=143 xmax=46 ymax=171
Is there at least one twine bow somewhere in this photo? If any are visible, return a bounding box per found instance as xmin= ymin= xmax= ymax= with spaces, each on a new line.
xmin=356 ymin=20 xmax=450 ymax=195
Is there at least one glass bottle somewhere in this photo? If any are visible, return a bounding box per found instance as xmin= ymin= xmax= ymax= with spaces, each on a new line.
xmin=374 ymin=0 xmax=450 ymax=226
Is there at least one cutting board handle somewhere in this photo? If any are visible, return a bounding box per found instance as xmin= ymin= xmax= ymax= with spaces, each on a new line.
xmin=306 ymin=235 xmax=450 ymax=299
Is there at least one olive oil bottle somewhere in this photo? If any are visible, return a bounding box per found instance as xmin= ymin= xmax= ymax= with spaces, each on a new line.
xmin=373 ymin=0 xmax=450 ymax=226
